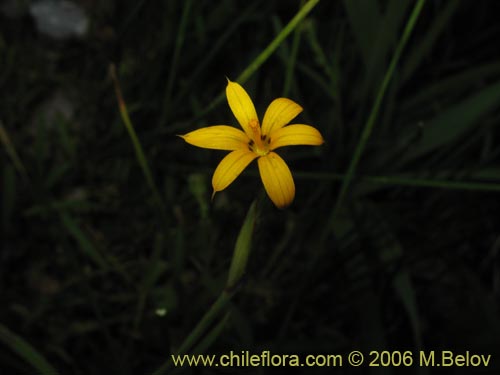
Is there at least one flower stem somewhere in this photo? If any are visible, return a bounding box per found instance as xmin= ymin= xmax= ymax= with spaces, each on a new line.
xmin=151 ymin=291 xmax=233 ymax=375
xmin=152 ymin=199 xmax=260 ymax=375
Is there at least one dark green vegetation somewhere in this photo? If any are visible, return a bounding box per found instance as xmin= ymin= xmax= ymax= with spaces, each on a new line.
xmin=2 ymin=0 xmax=500 ymax=374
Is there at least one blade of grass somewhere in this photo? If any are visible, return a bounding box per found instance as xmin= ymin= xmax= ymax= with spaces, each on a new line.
xmin=0 ymin=324 xmax=60 ymax=375
xmin=60 ymin=211 xmax=135 ymax=286
xmin=160 ymin=0 xmax=193 ymax=126
xmin=190 ymin=312 xmax=231 ymax=356
xmin=303 ymin=20 xmax=338 ymax=93
xmin=235 ymin=0 xmax=321 ymax=85
xmin=330 ymin=0 xmax=426 ymax=222
xmin=2 ymin=165 xmax=16 ymax=232
xmin=398 ymin=79 xmax=500 ymax=164
xmin=342 ymin=0 xmax=381 ymax=68
xmin=349 ymin=0 xmax=410 ymax=100
xmin=226 ymin=199 xmax=258 ymax=290
xmin=175 ymin=166 xmax=500 ymax=192
xmin=362 ymin=202 xmax=423 ymax=351
xmin=54 ymin=116 xmax=76 ymax=159
xmin=281 ymin=1 xmax=305 ymax=97
xmin=296 ymin=61 xmax=337 ymax=102
xmin=132 ymin=233 xmax=168 ymax=332
xmin=170 ymin=1 xmax=261 ymax=114
xmin=294 ymin=170 xmax=500 ymax=192
xmin=109 ymin=64 xmax=168 ymax=221
xmin=0 ymin=121 xmax=29 ymax=182
xmin=165 ymin=313 xmax=232 ymax=375
xmin=117 ymin=0 xmax=150 ymax=39
xmin=401 ymin=61 xmax=500 ymax=114
xmin=357 ymin=174 xmax=500 ymax=193
xmin=401 ymin=0 xmax=460 ymax=83
xmin=151 ymin=291 xmax=233 ymax=375
xmin=177 ymin=165 xmax=500 ymax=192
xmin=60 ymin=212 xmax=108 ymax=270
xmin=152 ymin=198 xmax=259 ymax=375
xmin=199 ymin=0 xmax=321 ymax=117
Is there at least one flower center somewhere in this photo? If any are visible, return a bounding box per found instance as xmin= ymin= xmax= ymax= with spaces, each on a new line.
xmin=248 ymin=119 xmax=270 ymax=156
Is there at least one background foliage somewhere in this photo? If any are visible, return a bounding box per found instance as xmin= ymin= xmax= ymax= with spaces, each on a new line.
xmin=1 ymin=0 xmax=500 ymax=374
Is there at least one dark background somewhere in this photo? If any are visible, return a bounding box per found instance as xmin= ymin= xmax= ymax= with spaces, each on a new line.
xmin=1 ymin=0 xmax=500 ymax=374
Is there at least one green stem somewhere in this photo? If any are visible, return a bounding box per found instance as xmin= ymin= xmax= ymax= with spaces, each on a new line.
xmin=151 ymin=291 xmax=233 ymax=375
xmin=152 ymin=198 xmax=259 ymax=375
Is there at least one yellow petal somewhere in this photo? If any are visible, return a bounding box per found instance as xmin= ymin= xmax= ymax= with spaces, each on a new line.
xmin=179 ymin=126 xmax=249 ymax=151
xmin=226 ymin=79 xmax=259 ymax=139
xmin=269 ymin=124 xmax=324 ymax=150
xmin=257 ymin=152 xmax=295 ymax=209
xmin=212 ymin=149 xmax=258 ymax=195
xmin=261 ymin=98 xmax=303 ymax=135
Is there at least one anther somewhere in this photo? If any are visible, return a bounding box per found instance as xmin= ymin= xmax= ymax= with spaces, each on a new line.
xmin=249 ymin=119 xmax=260 ymax=131
xmin=247 ymin=118 xmax=268 ymax=154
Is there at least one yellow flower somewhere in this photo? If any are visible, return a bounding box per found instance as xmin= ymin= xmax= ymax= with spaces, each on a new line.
xmin=180 ymin=79 xmax=324 ymax=208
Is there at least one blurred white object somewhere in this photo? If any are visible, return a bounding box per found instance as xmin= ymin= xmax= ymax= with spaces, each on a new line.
xmin=29 ymin=0 xmax=89 ymax=40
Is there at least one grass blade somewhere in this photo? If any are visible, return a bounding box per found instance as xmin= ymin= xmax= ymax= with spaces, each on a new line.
xmin=0 ymin=324 xmax=60 ymax=375
xmin=342 ymin=0 xmax=381 ymax=68
xmin=60 ymin=212 xmax=108 ymax=269
xmin=152 ymin=291 xmax=233 ymax=375
xmin=331 ymin=0 xmax=426 ymax=221
xmin=0 ymin=121 xmax=28 ymax=181
xmin=200 ymin=0 xmax=321 ymax=116
xmin=160 ymin=0 xmax=193 ymax=125
xmin=109 ymin=64 xmax=167 ymax=219
xmin=226 ymin=200 xmax=258 ymax=290
xmin=399 ymin=79 xmax=500 ymax=163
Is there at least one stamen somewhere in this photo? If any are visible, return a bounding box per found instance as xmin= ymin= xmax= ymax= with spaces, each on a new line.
xmin=249 ymin=119 xmax=260 ymax=136
xmin=248 ymin=118 xmax=267 ymax=152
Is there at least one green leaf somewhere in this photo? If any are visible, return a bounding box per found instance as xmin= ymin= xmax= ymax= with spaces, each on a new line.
xmin=0 ymin=324 xmax=60 ymax=375
xmin=401 ymin=79 xmax=500 ymax=163
xmin=342 ymin=0 xmax=381 ymax=68
xmin=60 ymin=212 xmax=108 ymax=269
xmin=226 ymin=200 xmax=258 ymax=290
